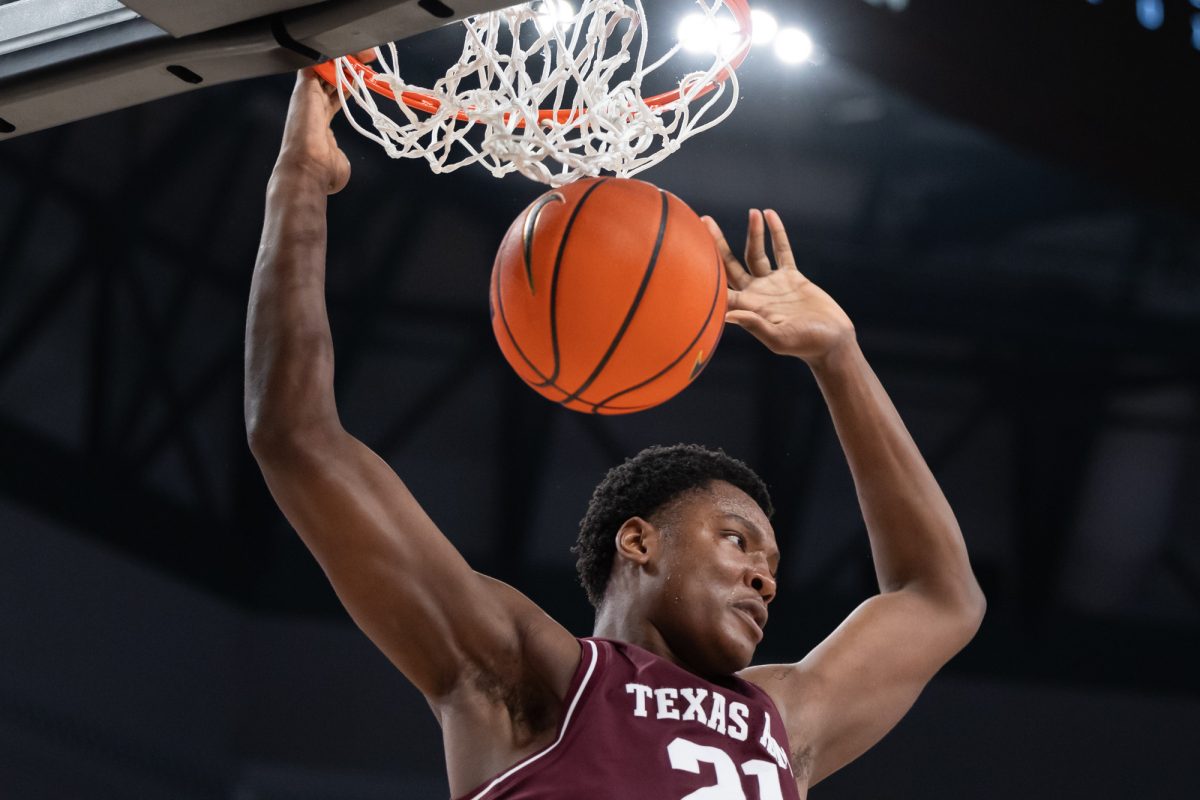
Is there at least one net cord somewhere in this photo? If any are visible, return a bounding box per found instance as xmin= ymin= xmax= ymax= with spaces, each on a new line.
xmin=328 ymin=0 xmax=748 ymax=186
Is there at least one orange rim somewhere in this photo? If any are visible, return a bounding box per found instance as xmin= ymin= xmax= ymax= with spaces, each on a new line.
xmin=314 ymin=0 xmax=753 ymax=127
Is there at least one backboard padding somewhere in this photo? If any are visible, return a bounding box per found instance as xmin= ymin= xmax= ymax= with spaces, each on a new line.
xmin=0 ymin=0 xmax=517 ymax=139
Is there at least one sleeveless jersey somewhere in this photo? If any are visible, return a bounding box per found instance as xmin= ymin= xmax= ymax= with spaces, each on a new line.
xmin=455 ymin=637 xmax=802 ymax=800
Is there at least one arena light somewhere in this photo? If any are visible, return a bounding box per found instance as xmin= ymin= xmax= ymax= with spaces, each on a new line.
xmin=676 ymin=11 xmax=741 ymax=55
xmin=535 ymin=0 xmax=575 ymax=32
xmin=1137 ymin=0 xmax=1164 ymax=30
xmin=677 ymin=13 xmax=712 ymax=53
xmin=774 ymin=27 xmax=814 ymax=65
xmin=750 ymin=9 xmax=779 ymax=45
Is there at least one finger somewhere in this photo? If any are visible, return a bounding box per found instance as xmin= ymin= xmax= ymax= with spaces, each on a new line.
xmin=331 ymin=149 xmax=351 ymax=194
xmin=744 ymin=209 xmax=773 ymax=277
xmin=306 ymin=68 xmax=348 ymax=123
xmin=290 ymin=67 xmax=322 ymax=113
xmin=293 ymin=67 xmax=339 ymax=116
xmin=763 ymin=209 xmax=799 ymax=272
xmin=726 ymin=287 xmax=761 ymax=312
xmin=298 ymin=65 xmax=328 ymax=93
xmin=725 ymin=310 xmax=776 ymax=344
xmin=283 ymin=70 xmax=330 ymax=135
xmin=323 ymin=82 xmax=345 ymax=123
xmin=702 ymin=215 xmax=751 ymax=289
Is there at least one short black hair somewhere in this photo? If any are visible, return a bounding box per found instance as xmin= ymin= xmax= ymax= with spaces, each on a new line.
xmin=572 ymin=443 xmax=773 ymax=608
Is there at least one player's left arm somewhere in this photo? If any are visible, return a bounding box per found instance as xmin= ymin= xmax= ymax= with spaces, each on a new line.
xmin=709 ymin=210 xmax=986 ymax=786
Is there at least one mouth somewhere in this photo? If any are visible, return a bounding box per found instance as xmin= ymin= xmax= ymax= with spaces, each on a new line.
xmin=731 ymin=602 xmax=767 ymax=642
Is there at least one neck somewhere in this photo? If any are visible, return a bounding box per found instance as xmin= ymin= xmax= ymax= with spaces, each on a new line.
xmin=592 ymin=598 xmax=685 ymax=670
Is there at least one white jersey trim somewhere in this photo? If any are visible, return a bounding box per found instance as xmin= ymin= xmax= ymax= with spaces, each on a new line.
xmin=466 ymin=638 xmax=600 ymax=800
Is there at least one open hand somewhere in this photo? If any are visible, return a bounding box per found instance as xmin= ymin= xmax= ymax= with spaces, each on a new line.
xmin=703 ymin=209 xmax=855 ymax=365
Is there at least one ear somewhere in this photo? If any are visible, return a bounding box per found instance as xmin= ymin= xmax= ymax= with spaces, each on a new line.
xmin=614 ymin=517 xmax=660 ymax=567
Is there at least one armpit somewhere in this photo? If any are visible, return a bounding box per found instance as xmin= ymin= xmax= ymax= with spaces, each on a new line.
xmin=464 ymin=660 xmax=561 ymax=745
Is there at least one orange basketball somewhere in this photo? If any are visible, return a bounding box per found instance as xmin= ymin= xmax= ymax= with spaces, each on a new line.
xmin=489 ymin=177 xmax=727 ymax=414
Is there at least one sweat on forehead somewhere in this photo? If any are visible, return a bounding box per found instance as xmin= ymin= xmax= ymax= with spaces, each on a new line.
xmin=650 ymin=481 xmax=742 ymax=520
xmin=650 ymin=481 xmax=769 ymax=530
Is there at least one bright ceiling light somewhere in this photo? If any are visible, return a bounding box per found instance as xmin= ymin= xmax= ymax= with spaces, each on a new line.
xmin=774 ymin=27 xmax=814 ymax=65
xmin=677 ymin=12 xmax=741 ymax=56
xmin=750 ymin=9 xmax=779 ymax=45
xmin=677 ymin=13 xmax=712 ymax=53
xmin=535 ymin=0 xmax=575 ymax=33
xmin=1136 ymin=0 xmax=1165 ymax=30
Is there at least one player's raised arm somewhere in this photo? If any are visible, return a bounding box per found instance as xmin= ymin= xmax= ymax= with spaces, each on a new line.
xmin=243 ymin=69 xmax=578 ymax=706
xmin=708 ymin=210 xmax=987 ymax=787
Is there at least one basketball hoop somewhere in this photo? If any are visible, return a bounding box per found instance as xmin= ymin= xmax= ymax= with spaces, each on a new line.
xmin=314 ymin=0 xmax=752 ymax=186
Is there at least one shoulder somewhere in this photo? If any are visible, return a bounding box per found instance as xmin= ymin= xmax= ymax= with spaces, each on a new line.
xmin=738 ymin=663 xmax=820 ymax=783
xmin=477 ymin=575 xmax=583 ymax=697
xmin=435 ymin=578 xmax=581 ymax=737
xmin=437 ymin=627 xmax=588 ymax=799
xmin=738 ymin=661 xmax=823 ymax=715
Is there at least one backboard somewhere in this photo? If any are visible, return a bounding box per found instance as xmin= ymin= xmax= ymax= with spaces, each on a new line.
xmin=0 ymin=0 xmax=516 ymax=139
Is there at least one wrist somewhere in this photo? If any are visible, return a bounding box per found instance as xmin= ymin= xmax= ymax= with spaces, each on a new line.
xmin=804 ymin=333 xmax=862 ymax=376
xmin=270 ymin=153 xmax=336 ymax=193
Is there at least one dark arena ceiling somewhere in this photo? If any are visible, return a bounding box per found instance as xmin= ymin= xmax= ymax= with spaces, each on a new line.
xmin=1 ymin=0 xmax=1198 ymax=736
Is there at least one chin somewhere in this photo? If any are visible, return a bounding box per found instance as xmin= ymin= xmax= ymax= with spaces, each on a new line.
xmin=708 ymin=626 xmax=758 ymax=676
xmin=731 ymin=639 xmax=758 ymax=672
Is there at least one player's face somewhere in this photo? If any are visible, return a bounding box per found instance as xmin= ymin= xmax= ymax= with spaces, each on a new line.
xmin=649 ymin=480 xmax=778 ymax=678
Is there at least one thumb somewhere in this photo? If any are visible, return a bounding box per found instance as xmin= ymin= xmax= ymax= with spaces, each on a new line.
xmin=725 ymin=310 xmax=774 ymax=341
xmin=329 ymin=149 xmax=351 ymax=194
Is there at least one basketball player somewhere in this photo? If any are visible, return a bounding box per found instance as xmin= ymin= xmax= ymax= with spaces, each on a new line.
xmin=245 ymin=68 xmax=986 ymax=799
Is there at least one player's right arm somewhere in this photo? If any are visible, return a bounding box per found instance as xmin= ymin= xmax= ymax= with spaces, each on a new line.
xmin=244 ymin=70 xmax=578 ymax=704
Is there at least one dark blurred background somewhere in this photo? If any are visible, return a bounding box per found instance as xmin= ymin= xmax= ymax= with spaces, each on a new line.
xmin=1 ymin=0 xmax=1198 ymax=798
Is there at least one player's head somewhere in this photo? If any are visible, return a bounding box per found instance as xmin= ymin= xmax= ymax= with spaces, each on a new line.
xmin=574 ymin=444 xmax=776 ymax=676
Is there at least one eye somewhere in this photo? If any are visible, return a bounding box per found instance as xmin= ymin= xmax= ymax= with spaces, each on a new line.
xmin=723 ymin=532 xmax=746 ymax=551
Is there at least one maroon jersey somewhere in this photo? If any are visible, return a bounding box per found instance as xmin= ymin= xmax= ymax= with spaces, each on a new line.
xmin=455 ymin=637 xmax=801 ymax=800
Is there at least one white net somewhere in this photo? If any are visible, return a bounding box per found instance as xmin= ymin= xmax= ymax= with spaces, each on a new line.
xmin=328 ymin=0 xmax=749 ymax=186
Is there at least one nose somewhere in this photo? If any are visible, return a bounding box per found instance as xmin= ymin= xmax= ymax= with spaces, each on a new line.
xmin=747 ymin=562 xmax=776 ymax=604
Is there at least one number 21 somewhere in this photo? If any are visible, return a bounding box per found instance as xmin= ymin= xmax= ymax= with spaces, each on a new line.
xmin=667 ymin=736 xmax=785 ymax=800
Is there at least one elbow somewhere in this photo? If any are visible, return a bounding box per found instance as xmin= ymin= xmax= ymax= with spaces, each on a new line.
xmin=954 ymin=579 xmax=987 ymax=642
xmin=244 ymin=401 xmax=286 ymax=458
xmin=970 ymin=581 xmax=987 ymax=619
xmin=922 ymin=574 xmax=987 ymax=642
xmin=243 ymin=332 xmax=338 ymax=455
xmin=244 ymin=381 xmax=341 ymax=461
xmin=246 ymin=417 xmax=342 ymax=463
xmin=246 ymin=422 xmax=293 ymax=463
xmin=246 ymin=423 xmax=286 ymax=461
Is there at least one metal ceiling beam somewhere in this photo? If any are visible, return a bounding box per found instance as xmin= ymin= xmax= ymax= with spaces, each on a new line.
xmin=329 ymin=195 xmax=427 ymax=398
xmin=374 ymin=334 xmax=494 ymax=458
xmin=111 ymin=102 xmax=259 ymax=446
xmin=0 ymin=249 xmax=90 ymax=393
xmin=0 ymin=413 xmax=239 ymax=594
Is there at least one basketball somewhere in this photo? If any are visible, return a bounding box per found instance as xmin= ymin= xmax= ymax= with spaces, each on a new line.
xmin=489 ymin=177 xmax=727 ymax=414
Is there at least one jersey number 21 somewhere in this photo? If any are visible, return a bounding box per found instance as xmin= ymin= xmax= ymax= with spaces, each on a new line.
xmin=668 ymin=736 xmax=785 ymax=800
